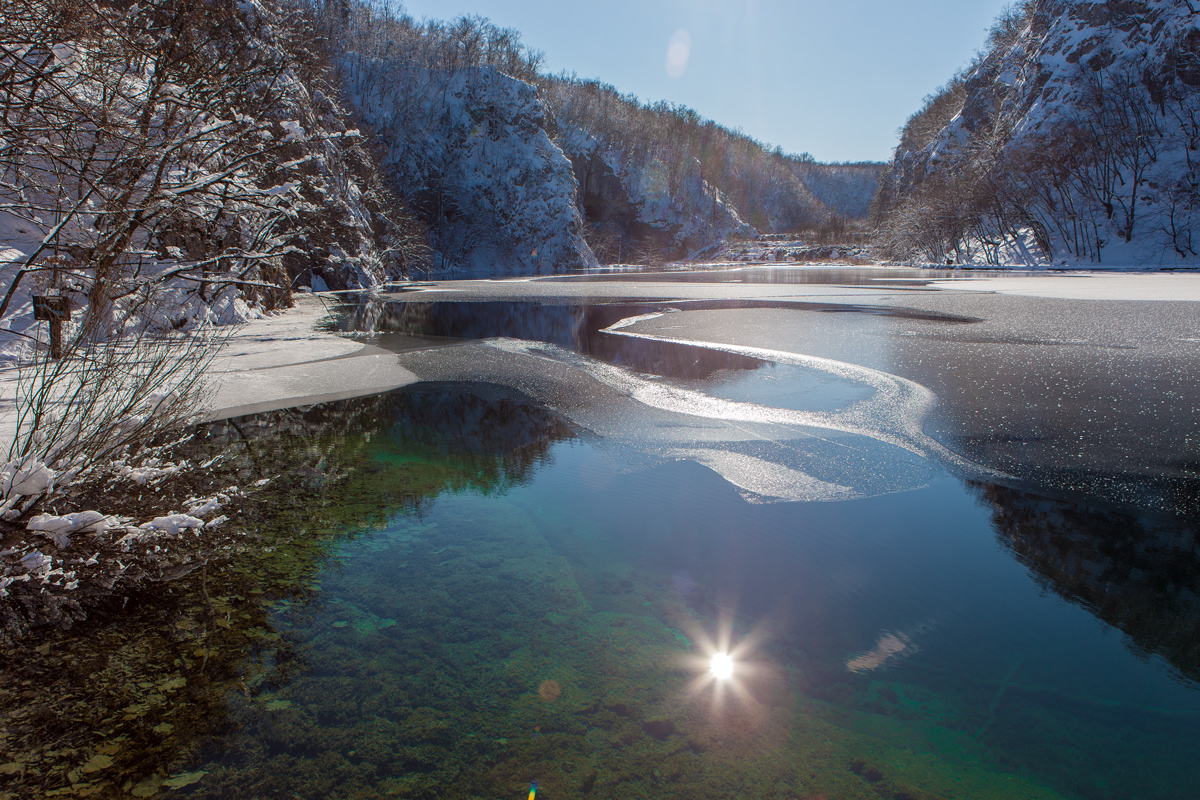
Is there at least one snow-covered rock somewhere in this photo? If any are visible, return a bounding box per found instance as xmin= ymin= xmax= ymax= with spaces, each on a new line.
xmin=877 ymin=0 xmax=1200 ymax=267
xmin=115 ymin=461 xmax=182 ymax=486
xmin=27 ymin=510 xmax=109 ymax=547
xmin=345 ymin=64 xmax=596 ymax=275
xmin=0 ymin=456 xmax=55 ymax=500
xmin=139 ymin=514 xmax=206 ymax=536
xmin=18 ymin=550 xmax=52 ymax=577
xmin=555 ymin=124 xmax=757 ymax=259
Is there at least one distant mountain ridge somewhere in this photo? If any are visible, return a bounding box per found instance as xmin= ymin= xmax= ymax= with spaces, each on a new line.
xmin=873 ymin=0 xmax=1200 ymax=267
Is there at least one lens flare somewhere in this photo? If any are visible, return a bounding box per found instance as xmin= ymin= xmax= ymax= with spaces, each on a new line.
xmin=666 ymin=29 xmax=691 ymax=78
xmin=710 ymin=652 xmax=734 ymax=681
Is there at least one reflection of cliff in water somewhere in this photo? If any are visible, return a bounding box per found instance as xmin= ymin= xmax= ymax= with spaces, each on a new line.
xmin=336 ymin=298 xmax=975 ymax=384
xmin=0 ymin=384 xmax=573 ymax=799
xmin=973 ymin=482 xmax=1200 ymax=684
xmin=341 ymin=299 xmax=767 ymax=380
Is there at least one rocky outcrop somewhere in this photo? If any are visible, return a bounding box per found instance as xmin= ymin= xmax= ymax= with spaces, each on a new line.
xmin=557 ymin=130 xmax=756 ymax=262
xmin=345 ymin=64 xmax=596 ymax=275
xmin=875 ymin=0 xmax=1200 ymax=266
xmin=792 ymin=163 xmax=885 ymax=220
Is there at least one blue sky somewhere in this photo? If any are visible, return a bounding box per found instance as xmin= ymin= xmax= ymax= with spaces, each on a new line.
xmin=396 ymin=0 xmax=1011 ymax=163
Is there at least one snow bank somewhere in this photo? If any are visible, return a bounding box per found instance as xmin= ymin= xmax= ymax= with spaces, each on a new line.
xmin=0 ymin=455 xmax=55 ymax=502
xmin=139 ymin=514 xmax=206 ymax=536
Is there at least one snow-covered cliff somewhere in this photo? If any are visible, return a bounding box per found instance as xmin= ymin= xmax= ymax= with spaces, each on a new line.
xmin=875 ymin=0 xmax=1200 ymax=267
xmin=556 ymin=127 xmax=756 ymax=260
xmin=343 ymin=62 xmax=596 ymax=275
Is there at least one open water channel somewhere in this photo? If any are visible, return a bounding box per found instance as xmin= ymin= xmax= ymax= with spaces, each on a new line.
xmin=3 ymin=267 xmax=1199 ymax=800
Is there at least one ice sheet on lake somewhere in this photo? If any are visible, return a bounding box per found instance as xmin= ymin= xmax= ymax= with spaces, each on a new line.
xmin=489 ymin=333 xmax=995 ymax=477
xmin=676 ymin=448 xmax=855 ymax=503
xmin=393 ymin=331 xmax=990 ymax=504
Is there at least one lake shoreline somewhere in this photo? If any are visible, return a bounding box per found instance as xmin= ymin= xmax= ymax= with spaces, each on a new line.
xmin=2 ymin=266 xmax=1199 ymax=644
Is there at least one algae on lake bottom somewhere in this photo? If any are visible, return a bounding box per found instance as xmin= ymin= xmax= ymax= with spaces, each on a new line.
xmin=4 ymin=383 xmax=1197 ymax=800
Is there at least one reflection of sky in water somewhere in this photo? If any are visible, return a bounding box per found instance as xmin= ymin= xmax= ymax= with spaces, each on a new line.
xmin=845 ymin=631 xmax=914 ymax=674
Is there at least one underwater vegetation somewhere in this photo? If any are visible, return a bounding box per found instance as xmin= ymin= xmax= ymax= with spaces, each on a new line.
xmin=153 ymin=488 xmax=1067 ymax=800
xmin=0 ymin=384 xmax=573 ymax=799
xmin=2 ymin=384 xmax=1199 ymax=799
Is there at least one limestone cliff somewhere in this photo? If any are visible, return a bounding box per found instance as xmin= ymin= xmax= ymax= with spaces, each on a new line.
xmin=343 ymin=63 xmax=597 ymax=275
xmin=874 ymin=0 xmax=1200 ymax=267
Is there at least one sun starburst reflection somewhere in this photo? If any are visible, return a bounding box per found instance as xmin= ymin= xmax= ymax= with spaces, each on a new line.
xmin=679 ymin=611 xmax=771 ymax=715
xmin=709 ymin=652 xmax=735 ymax=681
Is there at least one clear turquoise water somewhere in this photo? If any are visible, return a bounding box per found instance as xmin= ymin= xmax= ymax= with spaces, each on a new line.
xmin=170 ymin=417 xmax=1200 ymax=800
xmin=150 ymin=292 xmax=1194 ymax=800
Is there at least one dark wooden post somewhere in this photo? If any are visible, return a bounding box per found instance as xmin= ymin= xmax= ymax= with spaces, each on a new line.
xmin=32 ymin=295 xmax=71 ymax=359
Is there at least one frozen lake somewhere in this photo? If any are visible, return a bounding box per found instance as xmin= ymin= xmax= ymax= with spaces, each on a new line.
xmin=7 ymin=267 xmax=1199 ymax=800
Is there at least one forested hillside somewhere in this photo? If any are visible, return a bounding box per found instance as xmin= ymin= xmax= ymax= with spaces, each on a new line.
xmin=319 ymin=1 xmax=882 ymax=270
xmin=873 ymin=0 xmax=1200 ymax=267
xmin=543 ymin=76 xmax=883 ymax=262
xmin=0 ymin=0 xmax=429 ymax=325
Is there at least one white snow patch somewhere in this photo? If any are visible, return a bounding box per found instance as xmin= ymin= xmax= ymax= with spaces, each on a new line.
xmin=0 ymin=456 xmax=55 ymax=501
xmin=139 ymin=514 xmax=206 ymax=536
xmin=27 ymin=510 xmax=108 ymax=547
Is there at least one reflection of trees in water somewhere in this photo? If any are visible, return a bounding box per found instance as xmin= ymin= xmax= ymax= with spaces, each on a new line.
xmin=209 ymin=383 xmax=575 ymax=510
xmin=339 ymin=299 xmax=583 ymax=350
xmin=0 ymin=384 xmax=574 ymax=798
xmin=972 ymin=481 xmax=1200 ymax=684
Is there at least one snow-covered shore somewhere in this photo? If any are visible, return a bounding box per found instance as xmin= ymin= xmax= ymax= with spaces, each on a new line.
xmin=202 ymin=295 xmax=420 ymax=419
xmin=0 ymin=295 xmax=420 ymax=446
xmin=926 ymin=272 xmax=1200 ymax=302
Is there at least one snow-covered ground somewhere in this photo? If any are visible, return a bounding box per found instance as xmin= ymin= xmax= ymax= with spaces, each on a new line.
xmin=203 ymin=295 xmax=419 ymax=419
xmin=926 ymin=272 xmax=1200 ymax=302
xmin=0 ymin=295 xmax=419 ymax=448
